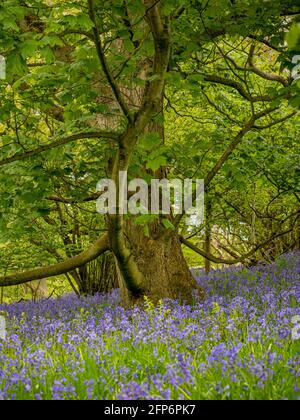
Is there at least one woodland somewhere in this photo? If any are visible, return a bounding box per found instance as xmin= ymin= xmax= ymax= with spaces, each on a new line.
xmin=0 ymin=0 xmax=299 ymax=401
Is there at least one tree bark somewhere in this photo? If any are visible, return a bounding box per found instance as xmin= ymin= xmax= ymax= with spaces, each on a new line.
xmin=109 ymin=219 xmax=205 ymax=306
xmin=205 ymin=201 xmax=212 ymax=274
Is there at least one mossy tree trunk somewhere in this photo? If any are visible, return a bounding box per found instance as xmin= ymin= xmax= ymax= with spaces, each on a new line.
xmin=109 ymin=218 xmax=204 ymax=306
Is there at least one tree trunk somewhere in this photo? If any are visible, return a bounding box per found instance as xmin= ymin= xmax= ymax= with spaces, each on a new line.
xmin=86 ymin=3 xmax=204 ymax=306
xmin=295 ymin=215 xmax=300 ymax=251
xmin=75 ymin=253 xmax=118 ymax=296
xmin=23 ymin=279 xmax=48 ymax=301
xmin=109 ymin=219 xmax=205 ymax=306
xmin=205 ymin=201 xmax=212 ymax=274
xmin=205 ymin=231 xmax=212 ymax=275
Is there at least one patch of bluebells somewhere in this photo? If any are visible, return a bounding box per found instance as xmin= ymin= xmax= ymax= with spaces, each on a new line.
xmin=0 ymin=253 xmax=299 ymax=400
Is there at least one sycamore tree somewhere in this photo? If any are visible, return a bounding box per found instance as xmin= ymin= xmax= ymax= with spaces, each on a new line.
xmin=0 ymin=0 xmax=299 ymax=305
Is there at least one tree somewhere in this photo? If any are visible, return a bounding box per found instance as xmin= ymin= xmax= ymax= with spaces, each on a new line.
xmin=0 ymin=0 xmax=299 ymax=305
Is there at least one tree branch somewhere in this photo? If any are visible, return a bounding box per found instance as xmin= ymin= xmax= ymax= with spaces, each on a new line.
xmin=204 ymin=107 xmax=277 ymax=187
xmin=105 ymin=1 xmax=172 ymax=296
xmin=202 ymin=73 xmax=275 ymax=102
xmin=174 ymin=107 xmax=278 ymax=226
xmin=180 ymin=224 xmax=298 ymax=265
xmin=87 ymin=0 xmax=132 ymax=123
xmin=0 ymin=131 xmax=119 ymax=167
xmin=0 ymin=234 xmax=109 ymax=287
xmin=46 ymin=193 xmax=100 ymax=204
xmin=253 ymin=112 xmax=297 ymax=130
xmin=224 ymin=47 xmax=291 ymax=87
xmin=131 ymin=0 xmax=171 ymax=136
xmin=247 ymin=35 xmax=282 ymax=53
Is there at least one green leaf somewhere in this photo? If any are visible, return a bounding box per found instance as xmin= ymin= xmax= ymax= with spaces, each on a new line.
xmin=41 ymin=47 xmax=55 ymax=64
xmin=139 ymin=133 xmax=162 ymax=150
xmin=36 ymin=207 xmax=52 ymax=216
xmin=135 ymin=214 xmax=159 ymax=226
xmin=286 ymin=24 xmax=300 ymax=50
xmin=20 ymin=191 xmax=41 ymax=203
xmin=165 ymin=71 xmax=183 ymax=85
xmin=146 ymin=156 xmax=167 ymax=171
xmin=127 ymin=2 xmax=145 ymax=16
xmin=20 ymin=40 xmax=38 ymax=59
xmin=77 ymin=14 xmax=94 ymax=30
xmin=6 ymin=53 xmax=27 ymax=77
xmin=162 ymin=219 xmax=175 ymax=230
xmin=133 ymin=31 xmax=144 ymax=42
xmin=289 ymin=94 xmax=300 ymax=108
xmin=187 ymin=74 xmax=205 ymax=85
xmin=2 ymin=17 xmax=19 ymax=31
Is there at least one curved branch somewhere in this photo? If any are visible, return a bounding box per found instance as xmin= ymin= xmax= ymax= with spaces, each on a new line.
xmin=247 ymin=35 xmax=282 ymax=53
xmin=203 ymin=74 xmax=275 ymax=102
xmin=225 ymin=49 xmax=291 ymax=88
xmin=175 ymin=107 xmax=278 ymax=226
xmin=0 ymin=131 xmax=118 ymax=167
xmin=0 ymin=234 xmax=109 ymax=287
xmin=205 ymin=107 xmax=278 ymax=186
xmin=46 ymin=193 xmax=100 ymax=204
xmin=132 ymin=0 xmax=171 ymax=133
xmin=253 ymin=112 xmax=297 ymax=130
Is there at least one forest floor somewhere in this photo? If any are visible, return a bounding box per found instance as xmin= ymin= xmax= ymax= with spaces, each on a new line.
xmin=0 ymin=253 xmax=299 ymax=400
